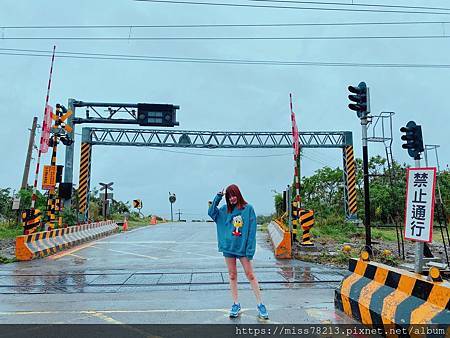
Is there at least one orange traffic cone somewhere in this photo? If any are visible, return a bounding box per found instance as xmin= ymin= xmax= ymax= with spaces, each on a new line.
xmin=123 ymin=218 xmax=128 ymax=231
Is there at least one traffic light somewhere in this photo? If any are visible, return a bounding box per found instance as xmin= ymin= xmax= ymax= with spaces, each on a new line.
xmin=348 ymin=82 xmax=368 ymax=118
xmin=56 ymin=165 xmax=64 ymax=183
xmin=58 ymin=183 xmax=73 ymax=199
xmin=137 ymin=104 xmax=179 ymax=127
xmin=400 ymin=121 xmax=424 ymax=159
xmin=60 ymin=136 xmax=74 ymax=146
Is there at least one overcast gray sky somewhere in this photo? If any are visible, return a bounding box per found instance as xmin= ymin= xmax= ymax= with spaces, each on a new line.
xmin=1 ymin=0 xmax=449 ymax=219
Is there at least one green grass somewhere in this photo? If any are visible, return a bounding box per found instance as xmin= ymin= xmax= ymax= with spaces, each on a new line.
xmin=0 ymin=256 xmax=16 ymax=264
xmin=297 ymin=246 xmax=400 ymax=268
xmin=127 ymin=219 xmax=151 ymax=230
xmin=116 ymin=218 xmax=156 ymax=232
xmin=310 ymin=217 xmax=404 ymax=244
xmin=311 ymin=221 xmax=362 ymax=244
xmin=0 ymin=222 xmax=22 ymax=240
xmin=371 ymin=228 xmax=397 ymax=242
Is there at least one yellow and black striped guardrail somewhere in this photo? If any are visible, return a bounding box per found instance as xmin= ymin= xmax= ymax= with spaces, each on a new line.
xmin=335 ymin=257 xmax=450 ymax=331
xmin=15 ymin=221 xmax=118 ymax=261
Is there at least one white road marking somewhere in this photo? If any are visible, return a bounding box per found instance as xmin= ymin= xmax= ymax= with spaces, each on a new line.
xmin=47 ymin=224 xmax=153 ymax=260
xmin=67 ymin=253 xmax=88 ymax=260
xmin=48 ymin=242 xmax=95 ymax=260
xmin=90 ymin=245 xmax=159 ymax=260
xmin=95 ymin=241 xmax=216 ymax=244
xmin=166 ymin=248 xmax=219 ymax=259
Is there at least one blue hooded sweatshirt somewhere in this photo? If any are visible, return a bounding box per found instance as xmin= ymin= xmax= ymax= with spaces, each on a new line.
xmin=208 ymin=193 xmax=257 ymax=259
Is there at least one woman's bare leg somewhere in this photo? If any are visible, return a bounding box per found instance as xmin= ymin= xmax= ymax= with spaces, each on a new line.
xmin=239 ymin=257 xmax=262 ymax=304
xmin=225 ymin=257 xmax=238 ymax=303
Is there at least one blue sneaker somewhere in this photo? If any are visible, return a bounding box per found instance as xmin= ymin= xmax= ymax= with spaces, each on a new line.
xmin=229 ymin=303 xmax=241 ymax=318
xmin=257 ymin=303 xmax=269 ymax=319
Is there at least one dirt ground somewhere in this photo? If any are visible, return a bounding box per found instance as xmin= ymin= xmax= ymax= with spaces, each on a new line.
xmin=293 ymin=236 xmax=449 ymax=271
xmin=0 ymin=238 xmax=15 ymax=262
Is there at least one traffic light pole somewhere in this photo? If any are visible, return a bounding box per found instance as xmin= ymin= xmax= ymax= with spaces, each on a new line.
xmin=361 ymin=116 xmax=372 ymax=254
xmin=414 ymin=157 xmax=424 ymax=274
xmin=103 ymin=185 xmax=108 ymax=221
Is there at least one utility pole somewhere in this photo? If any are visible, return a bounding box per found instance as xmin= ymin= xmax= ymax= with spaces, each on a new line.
xmin=400 ymin=121 xmax=425 ymax=273
xmin=348 ymin=82 xmax=372 ymax=255
xmin=414 ymin=157 xmax=424 ymax=273
xmin=103 ymin=185 xmax=108 ymax=220
xmin=21 ymin=117 xmax=38 ymax=190
xmin=361 ymin=112 xmax=372 ymax=255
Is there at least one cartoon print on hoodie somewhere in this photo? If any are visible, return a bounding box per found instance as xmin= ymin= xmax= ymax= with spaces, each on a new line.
xmin=232 ymin=215 xmax=243 ymax=237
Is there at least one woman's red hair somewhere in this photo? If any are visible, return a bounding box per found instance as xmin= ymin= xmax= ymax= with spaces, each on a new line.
xmin=225 ymin=184 xmax=247 ymax=213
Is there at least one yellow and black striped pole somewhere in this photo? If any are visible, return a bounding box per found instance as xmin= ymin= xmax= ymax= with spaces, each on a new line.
xmin=292 ymin=155 xmax=301 ymax=242
xmin=343 ymin=145 xmax=357 ymax=219
xmin=22 ymin=209 xmax=42 ymax=234
xmin=299 ymin=209 xmax=314 ymax=246
xmin=78 ymin=142 xmax=92 ymax=221
xmin=46 ymin=133 xmax=59 ymax=230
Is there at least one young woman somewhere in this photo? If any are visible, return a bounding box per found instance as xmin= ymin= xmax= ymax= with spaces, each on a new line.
xmin=208 ymin=184 xmax=269 ymax=319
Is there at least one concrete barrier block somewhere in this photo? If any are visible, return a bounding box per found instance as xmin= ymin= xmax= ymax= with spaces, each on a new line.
xmin=335 ymin=258 xmax=450 ymax=331
xmin=15 ymin=220 xmax=118 ymax=261
xmin=268 ymin=221 xmax=291 ymax=259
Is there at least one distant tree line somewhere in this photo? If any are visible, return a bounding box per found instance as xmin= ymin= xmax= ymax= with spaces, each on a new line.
xmin=274 ymin=155 xmax=450 ymax=225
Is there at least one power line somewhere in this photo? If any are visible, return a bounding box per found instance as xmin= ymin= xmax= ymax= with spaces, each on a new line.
xmin=147 ymin=147 xmax=293 ymax=157
xmin=248 ymin=0 xmax=450 ymax=12
xmin=134 ymin=0 xmax=450 ymax=15
xmin=1 ymin=34 xmax=449 ymax=40
xmin=2 ymin=20 xmax=450 ymax=29
xmin=2 ymin=48 xmax=450 ymax=69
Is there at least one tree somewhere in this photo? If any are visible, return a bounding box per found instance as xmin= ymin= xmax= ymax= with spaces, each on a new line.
xmin=300 ymin=166 xmax=344 ymax=218
xmin=274 ymin=193 xmax=284 ymax=217
xmin=0 ymin=188 xmax=14 ymax=222
xmin=281 ymin=156 xmax=421 ymax=226
xmin=110 ymin=200 xmax=130 ymax=214
xmin=18 ymin=187 xmax=47 ymax=212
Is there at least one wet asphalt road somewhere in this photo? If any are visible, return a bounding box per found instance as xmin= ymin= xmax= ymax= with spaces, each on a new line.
xmin=0 ymin=221 xmax=355 ymax=324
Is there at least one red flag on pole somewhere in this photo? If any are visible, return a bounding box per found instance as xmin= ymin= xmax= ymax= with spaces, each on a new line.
xmin=40 ymin=104 xmax=53 ymax=153
xmin=290 ymin=94 xmax=299 ymax=158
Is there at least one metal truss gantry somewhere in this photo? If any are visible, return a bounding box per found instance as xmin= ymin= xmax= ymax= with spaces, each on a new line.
xmin=84 ymin=128 xmax=352 ymax=149
xmin=62 ymin=99 xmax=357 ymax=221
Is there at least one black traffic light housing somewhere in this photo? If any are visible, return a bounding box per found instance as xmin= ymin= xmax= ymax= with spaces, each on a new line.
xmin=137 ymin=104 xmax=179 ymax=127
xmin=348 ymin=82 xmax=368 ymax=118
xmin=58 ymin=183 xmax=73 ymax=199
xmin=60 ymin=136 xmax=74 ymax=146
xmin=400 ymin=121 xmax=424 ymax=160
